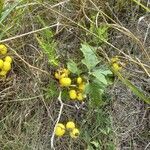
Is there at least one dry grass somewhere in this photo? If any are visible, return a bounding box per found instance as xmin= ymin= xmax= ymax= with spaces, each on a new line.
xmin=0 ymin=0 xmax=149 ymax=150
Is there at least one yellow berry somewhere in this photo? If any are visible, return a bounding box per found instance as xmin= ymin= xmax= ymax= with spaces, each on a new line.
xmin=78 ymin=83 xmax=85 ymax=91
xmin=69 ymin=90 xmax=77 ymax=100
xmin=0 ymin=59 xmax=4 ymax=69
xmin=55 ymin=123 xmax=65 ymax=137
xmin=111 ymin=56 xmax=119 ymax=63
xmin=66 ymin=121 xmax=75 ymax=130
xmin=0 ymin=70 xmax=7 ymax=76
xmin=60 ymin=73 xmax=66 ymax=78
xmin=112 ymin=63 xmax=122 ymax=72
xmin=59 ymin=77 xmax=71 ymax=87
xmin=4 ymin=56 xmax=13 ymax=63
xmin=63 ymin=69 xmax=70 ymax=76
xmin=70 ymin=128 xmax=80 ymax=139
xmin=0 ymin=44 xmax=7 ymax=54
xmin=2 ymin=61 xmax=11 ymax=71
xmin=55 ymin=72 xmax=60 ymax=79
xmin=77 ymin=77 xmax=82 ymax=84
xmin=77 ymin=93 xmax=84 ymax=101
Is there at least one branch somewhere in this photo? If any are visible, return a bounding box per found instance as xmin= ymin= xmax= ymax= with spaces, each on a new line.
xmin=51 ymin=90 xmax=64 ymax=150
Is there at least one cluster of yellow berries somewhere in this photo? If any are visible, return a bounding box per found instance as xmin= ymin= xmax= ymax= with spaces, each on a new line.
xmin=0 ymin=44 xmax=13 ymax=76
xmin=55 ymin=121 xmax=80 ymax=139
xmin=55 ymin=68 xmax=86 ymax=101
xmin=111 ymin=56 xmax=122 ymax=72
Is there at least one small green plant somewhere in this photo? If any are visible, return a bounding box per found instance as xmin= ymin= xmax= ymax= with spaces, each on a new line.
xmin=52 ymin=42 xmax=113 ymax=147
xmin=89 ymin=24 xmax=109 ymax=45
xmin=36 ymin=17 xmax=59 ymax=66
xmin=67 ymin=43 xmax=112 ymax=106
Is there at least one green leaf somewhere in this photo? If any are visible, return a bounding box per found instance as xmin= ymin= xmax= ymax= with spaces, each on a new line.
xmin=86 ymin=80 xmax=104 ymax=106
xmin=97 ymin=25 xmax=108 ymax=42
xmin=96 ymin=69 xmax=112 ymax=76
xmin=36 ymin=36 xmax=59 ymax=66
xmin=90 ymin=141 xmax=100 ymax=148
xmin=67 ymin=59 xmax=80 ymax=74
xmin=80 ymin=44 xmax=99 ymax=70
xmin=87 ymin=145 xmax=95 ymax=150
xmin=89 ymin=24 xmax=108 ymax=45
xmin=92 ymin=70 xmax=108 ymax=85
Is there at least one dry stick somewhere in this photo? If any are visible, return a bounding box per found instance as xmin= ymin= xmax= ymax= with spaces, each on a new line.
xmin=51 ymin=0 xmax=70 ymax=8
xmin=144 ymin=142 xmax=150 ymax=150
xmin=51 ymin=91 xmax=64 ymax=150
xmin=110 ymin=24 xmax=149 ymax=60
xmin=0 ymin=23 xmax=59 ymax=43
xmin=136 ymin=57 xmax=150 ymax=77
xmin=42 ymin=3 xmax=150 ymax=69
xmin=88 ymin=0 xmax=149 ymax=60
xmin=0 ymin=95 xmax=42 ymax=103
xmin=8 ymin=46 xmax=50 ymax=75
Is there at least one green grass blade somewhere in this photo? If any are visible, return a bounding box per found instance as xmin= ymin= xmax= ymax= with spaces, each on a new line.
xmin=0 ymin=0 xmax=4 ymax=17
xmin=132 ymin=0 xmax=150 ymax=12
xmin=0 ymin=0 xmax=22 ymax=24
xmin=117 ymin=72 xmax=150 ymax=104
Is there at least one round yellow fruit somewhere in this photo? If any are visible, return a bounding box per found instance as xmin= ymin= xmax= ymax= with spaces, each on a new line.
xmin=62 ymin=68 xmax=70 ymax=76
xmin=77 ymin=77 xmax=82 ymax=84
xmin=60 ymin=73 xmax=66 ymax=79
xmin=69 ymin=90 xmax=77 ymax=100
xmin=55 ymin=123 xmax=65 ymax=137
xmin=55 ymin=72 xmax=60 ymax=79
xmin=4 ymin=56 xmax=13 ymax=63
xmin=70 ymin=128 xmax=80 ymax=139
xmin=78 ymin=83 xmax=85 ymax=91
xmin=77 ymin=93 xmax=83 ymax=101
xmin=111 ymin=56 xmax=119 ymax=63
xmin=2 ymin=62 xmax=11 ymax=71
xmin=66 ymin=121 xmax=75 ymax=130
xmin=59 ymin=77 xmax=71 ymax=87
xmin=0 ymin=59 xmax=4 ymax=69
xmin=0 ymin=44 xmax=7 ymax=55
xmin=0 ymin=70 xmax=7 ymax=76
xmin=112 ymin=63 xmax=122 ymax=72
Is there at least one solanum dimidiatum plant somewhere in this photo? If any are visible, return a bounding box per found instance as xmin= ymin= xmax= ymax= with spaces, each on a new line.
xmin=54 ymin=43 xmax=113 ymax=140
xmin=67 ymin=43 xmax=113 ymax=106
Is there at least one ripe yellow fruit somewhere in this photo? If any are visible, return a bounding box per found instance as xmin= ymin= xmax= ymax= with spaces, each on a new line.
xmin=112 ymin=63 xmax=122 ymax=72
xmin=66 ymin=121 xmax=75 ymax=130
xmin=55 ymin=123 xmax=65 ymax=137
xmin=70 ymin=128 xmax=80 ymax=139
xmin=0 ymin=44 xmax=7 ymax=54
xmin=78 ymin=83 xmax=85 ymax=91
xmin=77 ymin=93 xmax=83 ymax=101
xmin=0 ymin=59 xmax=4 ymax=69
xmin=62 ymin=69 xmax=70 ymax=76
xmin=60 ymin=73 xmax=66 ymax=79
xmin=0 ymin=70 xmax=7 ymax=76
xmin=77 ymin=77 xmax=82 ymax=84
xmin=59 ymin=77 xmax=71 ymax=87
xmin=55 ymin=72 xmax=60 ymax=79
xmin=2 ymin=62 xmax=11 ymax=71
xmin=111 ymin=56 xmax=119 ymax=63
xmin=69 ymin=90 xmax=77 ymax=99
xmin=4 ymin=56 xmax=13 ymax=63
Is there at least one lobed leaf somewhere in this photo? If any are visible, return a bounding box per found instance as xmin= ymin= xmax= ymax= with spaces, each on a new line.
xmin=67 ymin=59 xmax=80 ymax=74
xmin=80 ymin=44 xmax=99 ymax=70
